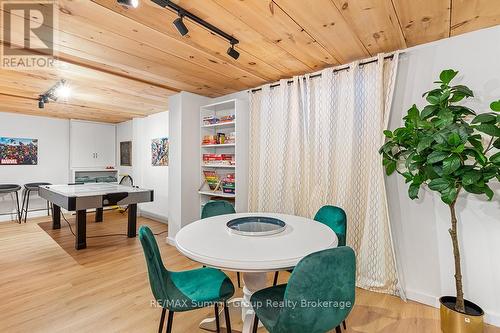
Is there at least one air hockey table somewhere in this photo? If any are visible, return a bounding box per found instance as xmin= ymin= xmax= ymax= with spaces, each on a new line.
xmin=39 ymin=183 xmax=154 ymax=250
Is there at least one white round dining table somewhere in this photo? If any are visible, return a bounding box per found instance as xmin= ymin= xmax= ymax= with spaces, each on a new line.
xmin=175 ymin=212 xmax=338 ymax=333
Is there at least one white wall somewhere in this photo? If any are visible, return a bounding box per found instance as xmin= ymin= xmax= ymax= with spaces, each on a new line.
xmin=167 ymin=92 xmax=211 ymax=242
xmin=388 ymin=25 xmax=500 ymax=325
xmin=0 ymin=112 xmax=69 ymax=221
xmin=167 ymin=93 xmax=182 ymax=237
xmin=131 ymin=112 xmax=169 ymax=222
xmin=212 ymin=91 xmax=249 ymax=104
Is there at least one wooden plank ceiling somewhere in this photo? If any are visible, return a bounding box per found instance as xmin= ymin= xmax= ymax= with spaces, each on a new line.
xmin=0 ymin=0 xmax=499 ymax=123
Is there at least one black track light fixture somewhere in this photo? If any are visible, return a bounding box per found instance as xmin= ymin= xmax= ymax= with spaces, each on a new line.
xmin=146 ymin=0 xmax=240 ymax=60
xmin=173 ymin=14 xmax=188 ymax=36
xmin=38 ymin=96 xmax=45 ymax=109
xmin=117 ymin=0 xmax=240 ymax=60
xmin=38 ymin=79 xmax=71 ymax=109
xmin=227 ymin=43 xmax=240 ymax=60
xmin=117 ymin=0 xmax=139 ymax=8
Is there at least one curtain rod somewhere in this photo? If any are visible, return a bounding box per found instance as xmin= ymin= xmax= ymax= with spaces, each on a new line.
xmin=250 ymin=53 xmax=398 ymax=93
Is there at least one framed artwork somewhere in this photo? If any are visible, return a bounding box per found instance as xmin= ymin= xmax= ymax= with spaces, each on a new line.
xmin=151 ymin=137 xmax=168 ymax=166
xmin=0 ymin=137 xmax=38 ymax=165
xmin=120 ymin=141 xmax=132 ymax=166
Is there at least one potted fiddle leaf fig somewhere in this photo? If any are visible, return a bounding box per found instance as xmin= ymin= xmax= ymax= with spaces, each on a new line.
xmin=379 ymin=69 xmax=500 ymax=333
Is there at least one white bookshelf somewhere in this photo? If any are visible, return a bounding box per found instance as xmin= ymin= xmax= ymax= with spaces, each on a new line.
xmin=198 ymin=190 xmax=236 ymax=199
xmin=203 ymin=164 xmax=235 ymax=169
xmin=199 ymin=99 xmax=249 ymax=214
xmin=201 ymin=121 xmax=236 ymax=129
xmin=201 ymin=143 xmax=235 ymax=148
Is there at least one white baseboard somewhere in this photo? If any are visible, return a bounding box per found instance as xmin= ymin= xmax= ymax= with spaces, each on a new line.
xmin=405 ymin=289 xmax=500 ymax=327
xmin=166 ymin=236 xmax=176 ymax=246
xmin=139 ymin=210 xmax=168 ymax=224
xmin=405 ymin=288 xmax=440 ymax=308
xmin=1 ymin=208 xmax=169 ymax=226
xmin=0 ymin=215 xmax=19 ymax=223
xmin=487 ymin=313 xmax=500 ymax=328
xmin=0 ymin=210 xmax=49 ymax=223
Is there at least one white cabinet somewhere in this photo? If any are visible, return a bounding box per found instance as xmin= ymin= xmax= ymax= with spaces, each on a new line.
xmin=70 ymin=121 xmax=98 ymax=168
xmin=70 ymin=120 xmax=116 ymax=168
xmin=93 ymin=122 xmax=116 ymax=166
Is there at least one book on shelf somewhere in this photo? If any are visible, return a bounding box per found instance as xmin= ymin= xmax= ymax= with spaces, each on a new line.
xmin=219 ymin=115 xmax=235 ymax=123
xmin=202 ymin=133 xmax=234 ymax=145
xmin=221 ymin=173 xmax=235 ymax=194
xmin=225 ymin=131 xmax=235 ymax=144
xmin=202 ymin=135 xmax=218 ymax=145
xmin=202 ymin=115 xmax=218 ymax=125
xmin=202 ymin=154 xmax=235 ymax=166
xmin=202 ymin=114 xmax=235 ymax=126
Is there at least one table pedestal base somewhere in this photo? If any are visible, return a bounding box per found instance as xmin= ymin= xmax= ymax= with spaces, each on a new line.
xmin=199 ymin=272 xmax=266 ymax=333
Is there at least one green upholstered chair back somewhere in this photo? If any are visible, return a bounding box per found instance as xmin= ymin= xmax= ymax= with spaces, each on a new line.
xmin=314 ymin=205 xmax=347 ymax=246
xmin=139 ymin=226 xmax=234 ymax=312
xmin=139 ymin=226 xmax=171 ymax=303
xmin=277 ymin=247 xmax=356 ymax=333
xmin=201 ymin=200 xmax=235 ymax=219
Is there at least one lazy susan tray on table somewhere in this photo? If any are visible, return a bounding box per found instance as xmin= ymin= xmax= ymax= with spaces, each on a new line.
xmin=226 ymin=216 xmax=286 ymax=236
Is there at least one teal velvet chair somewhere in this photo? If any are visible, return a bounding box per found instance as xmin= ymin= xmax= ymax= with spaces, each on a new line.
xmin=313 ymin=205 xmax=347 ymax=247
xmin=139 ymin=226 xmax=234 ymax=333
xmin=251 ymin=246 xmax=356 ymax=333
xmin=273 ymin=205 xmax=347 ymax=285
xmin=201 ymin=200 xmax=235 ymax=219
xmin=201 ymin=200 xmax=242 ymax=288
xmin=273 ymin=205 xmax=349 ymax=329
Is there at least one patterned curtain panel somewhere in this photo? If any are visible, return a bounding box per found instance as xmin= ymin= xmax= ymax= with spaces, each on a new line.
xmin=248 ymin=53 xmax=404 ymax=297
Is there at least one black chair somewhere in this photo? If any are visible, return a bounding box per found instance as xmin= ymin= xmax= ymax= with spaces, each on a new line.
xmin=21 ymin=182 xmax=52 ymax=223
xmin=0 ymin=184 xmax=22 ymax=223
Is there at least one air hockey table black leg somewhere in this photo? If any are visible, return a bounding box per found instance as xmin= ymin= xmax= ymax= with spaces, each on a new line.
xmin=52 ymin=204 xmax=61 ymax=229
xmin=75 ymin=210 xmax=87 ymax=250
xmin=127 ymin=204 xmax=137 ymax=238
xmin=95 ymin=207 xmax=103 ymax=222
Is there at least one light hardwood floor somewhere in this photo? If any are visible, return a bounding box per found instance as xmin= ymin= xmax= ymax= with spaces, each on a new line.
xmin=0 ymin=211 xmax=498 ymax=333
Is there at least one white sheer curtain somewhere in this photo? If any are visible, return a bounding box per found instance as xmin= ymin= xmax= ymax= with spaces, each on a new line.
xmin=248 ymin=53 xmax=404 ymax=296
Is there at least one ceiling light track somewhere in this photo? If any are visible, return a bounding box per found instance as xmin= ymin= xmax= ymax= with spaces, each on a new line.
xmin=118 ymin=0 xmax=240 ymax=59
xmin=151 ymin=0 xmax=238 ymax=45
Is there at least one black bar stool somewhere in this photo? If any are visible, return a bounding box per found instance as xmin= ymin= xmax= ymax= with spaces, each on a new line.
xmin=0 ymin=184 xmax=22 ymax=223
xmin=21 ymin=182 xmax=52 ymax=223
